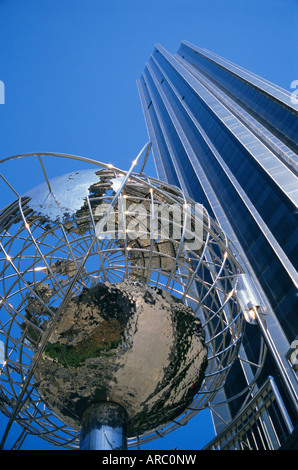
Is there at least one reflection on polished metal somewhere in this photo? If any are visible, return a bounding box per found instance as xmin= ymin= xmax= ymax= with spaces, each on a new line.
xmin=234 ymin=274 xmax=298 ymax=416
xmin=80 ymin=403 xmax=127 ymax=450
xmin=252 ymin=306 xmax=298 ymax=416
xmin=233 ymin=273 xmax=262 ymax=324
xmin=0 ymin=149 xmax=265 ymax=450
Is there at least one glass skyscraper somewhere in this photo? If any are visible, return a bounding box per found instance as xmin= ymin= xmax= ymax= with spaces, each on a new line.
xmin=137 ymin=41 xmax=298 ymax=449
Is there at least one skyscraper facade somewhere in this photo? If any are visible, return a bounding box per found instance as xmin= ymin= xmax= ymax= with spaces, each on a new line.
xmin=137 ymin=41 xmax=298 ymax=449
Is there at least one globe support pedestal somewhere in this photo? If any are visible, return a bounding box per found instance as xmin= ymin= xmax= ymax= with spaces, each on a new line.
xmin=79 ymin=403 xmax=127 ymax=450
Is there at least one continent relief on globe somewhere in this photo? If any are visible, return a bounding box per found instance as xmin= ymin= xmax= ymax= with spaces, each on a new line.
xmin=32 ymin=280 xmax=208 ymax=436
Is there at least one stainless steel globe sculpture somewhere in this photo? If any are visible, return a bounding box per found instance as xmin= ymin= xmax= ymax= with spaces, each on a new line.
xmin=0 ymin=145 xmax=263 ymax=450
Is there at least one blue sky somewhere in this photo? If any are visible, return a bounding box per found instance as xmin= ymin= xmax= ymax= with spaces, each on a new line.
xmin=0 ymin=0 xmax=297 ymax=451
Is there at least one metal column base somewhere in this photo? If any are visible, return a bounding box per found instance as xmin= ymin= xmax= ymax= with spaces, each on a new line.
xmin=79 ymin=402 xmax=127 ymax=450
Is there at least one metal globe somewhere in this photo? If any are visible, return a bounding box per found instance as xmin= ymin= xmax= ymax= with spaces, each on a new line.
xmin=0 ymin=148 xmax=250 ymax=449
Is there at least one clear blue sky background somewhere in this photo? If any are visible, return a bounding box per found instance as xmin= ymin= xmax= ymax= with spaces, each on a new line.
xmin=0 ymin=0 xmax=297 ymax=451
